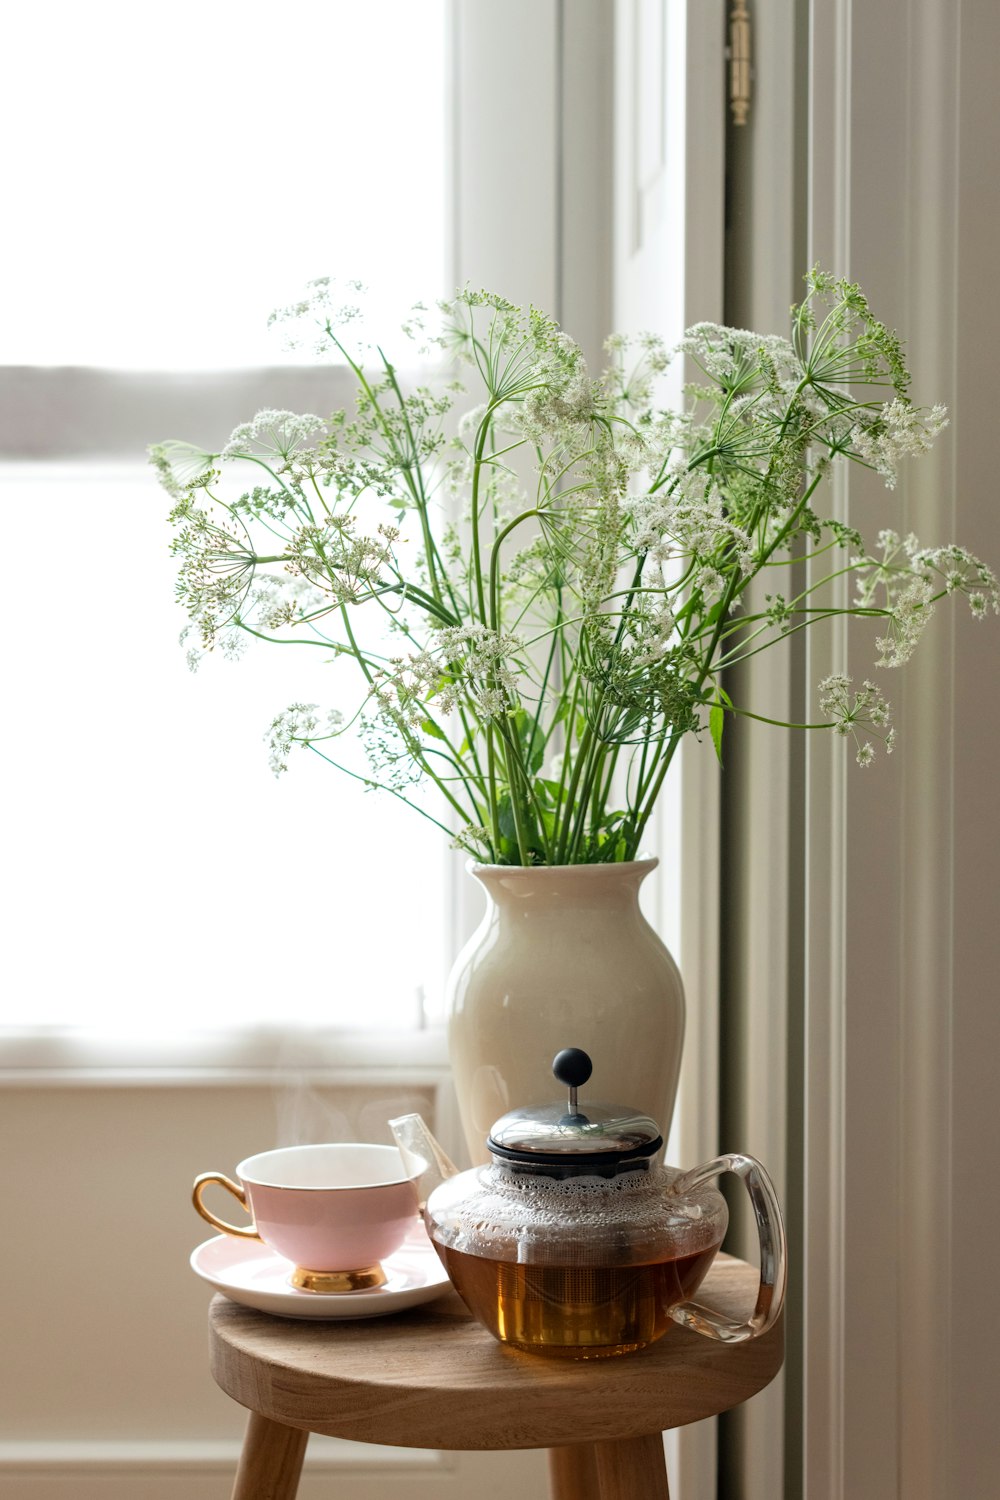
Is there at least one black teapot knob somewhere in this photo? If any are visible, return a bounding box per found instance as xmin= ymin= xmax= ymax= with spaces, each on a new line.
xmin=553 ymin=1048 xmax=592 ymax=1117
xmin=552 ymin=1047 xmax=593 ymax=1090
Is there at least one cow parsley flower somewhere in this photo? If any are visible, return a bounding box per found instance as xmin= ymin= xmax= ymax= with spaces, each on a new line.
xmin=818 ymin=675 xmax=893 ymax=764
xmin=155 ymin=268 xmax=995 ymax=864
xmin=221 ymin=410 xmax=326 ymax=462
xmin=266 ymin=704 xmax=344 ymax=775
xmin=853 ymin=399 xmax=948 ymax=488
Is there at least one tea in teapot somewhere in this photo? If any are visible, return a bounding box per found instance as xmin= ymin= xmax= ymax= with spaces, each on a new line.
xmin=392 ymin=1047 xmax=786 ymax=1359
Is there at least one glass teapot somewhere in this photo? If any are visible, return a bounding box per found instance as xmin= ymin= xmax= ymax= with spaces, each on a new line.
xmin=391 ymin=1047 xmax=786 ymax=1359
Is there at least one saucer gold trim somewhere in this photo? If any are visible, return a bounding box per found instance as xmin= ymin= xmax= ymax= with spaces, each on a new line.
xmin=289 ymin=1263 xmax=387 ymax=1294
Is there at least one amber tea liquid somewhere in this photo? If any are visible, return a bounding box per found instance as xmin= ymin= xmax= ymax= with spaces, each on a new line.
xmin=439 ymin=1242 xmax=721 ymax=1358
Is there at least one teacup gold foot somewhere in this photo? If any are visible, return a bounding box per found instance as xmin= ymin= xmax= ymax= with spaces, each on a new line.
xmin=289 ymin=1263 xmax=387 ymax=1294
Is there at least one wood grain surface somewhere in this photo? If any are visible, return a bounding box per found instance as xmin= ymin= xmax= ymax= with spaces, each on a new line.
xmin=208 ymin=1254 xmax=783 ymax=1451
xmin=593 ymin=1433 xmax=672 ymax=1500
xmin=549 ymin=1442 xmax=602 ymax=1500
xmin=230 ymin=1411 xmax=307 ymax=1500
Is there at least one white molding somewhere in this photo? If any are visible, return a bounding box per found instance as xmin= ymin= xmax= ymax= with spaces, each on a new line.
xmin=0 ymin=1025 xmax=450 ymax=1086
xmin=801 ymin=586 xmax=848 ymax=1500
xmin=0 ymin=366 xmax=357 ymax=460
xmin=0 ymin=1440 xmax=450 ymax=1500
xmin=558 ymin=0 xmax=615 ymax=361
xmin=0 ymin=1067 xmax=451 ymax=1089
xmin=0 ymin=1439 xmax=447 ymax=1475
xmin=894 ymin=6 xmax=958 ymax=1497
xmin=451 ymin=0 xmax=559 ymax=314
xmin=676 ymin=10 xmax=724 ymax=1498
xmin=801 ymin=4 xmax=853 ymax=1495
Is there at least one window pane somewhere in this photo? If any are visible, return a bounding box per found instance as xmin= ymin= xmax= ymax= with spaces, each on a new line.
xmin=1 ymin=0 xmax=446 ymax=368
xmin=1 ymin=465 xmax=448 ymax=1030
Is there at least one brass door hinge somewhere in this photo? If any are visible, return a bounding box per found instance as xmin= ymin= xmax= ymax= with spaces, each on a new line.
xmin=728 ymin=1 xmax=752 ymax=126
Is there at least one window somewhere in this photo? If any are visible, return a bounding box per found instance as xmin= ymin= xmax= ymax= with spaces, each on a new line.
xmin=2 ymin=0 xmax=447 ymax=369
xmin=2 ymin=0 xmax=450 ymax=1033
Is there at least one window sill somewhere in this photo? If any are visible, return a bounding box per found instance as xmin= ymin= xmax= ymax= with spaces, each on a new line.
xmin=0 ymin=1023 xmax=450 ymax=1087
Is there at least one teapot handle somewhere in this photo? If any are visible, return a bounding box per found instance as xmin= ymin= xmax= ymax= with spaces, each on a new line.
xmin=667 ymin=1153 xmax=786 ymax=1344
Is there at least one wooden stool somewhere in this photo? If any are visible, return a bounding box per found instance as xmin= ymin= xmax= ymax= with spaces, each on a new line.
xmin=209 ymin=1253 xmax=783 ymax=1500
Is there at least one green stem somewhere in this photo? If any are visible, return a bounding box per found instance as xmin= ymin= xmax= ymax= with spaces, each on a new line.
xmin=556 ymin=718 xmax=594 ymax=863
xmin=485 ymin=728 xmax=501 ymax=858
xmin=377 ymin=352 xmax=451 ymax=607
xmin=339 ymin=604 xmax=374 ymax=686
xmin=722 ymin=704 xmax=831 ymax=730
xmin=305 ymin=744 xmax=466 ymax=842
xmin=630 ymin=734 xmax=682 ymax=855
xmin=470 ymin=413 xmax=496 ymax=622
xmin=496 ymin=728 xmax=532 ymax=865
xmin=488 ymin=508 xmax=542 ymax=629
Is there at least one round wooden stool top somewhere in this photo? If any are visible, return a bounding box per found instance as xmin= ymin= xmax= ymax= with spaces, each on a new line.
xmin=209 ymin=1252 xmax=783 ymax=1452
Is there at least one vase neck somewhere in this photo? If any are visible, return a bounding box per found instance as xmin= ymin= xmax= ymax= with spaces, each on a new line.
xmin=470 ymin=860 xmax=657 ymax=913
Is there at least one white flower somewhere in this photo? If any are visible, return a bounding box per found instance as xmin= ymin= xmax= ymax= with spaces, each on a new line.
xmin=635 ymin=491 xmax=754 ymax=578
xmin=435 ymin=623 xmax=526 ymax=720
xmin=222 ymin=410 xmax=326 ymax=462
xmin=266 ymin=704 xmax=344 ymax=775
xmin=458 ymin=402 xmax=489 ymax=439
xmin=156 ymin=276 xmax=995 ymax=850
xmin=818 ymin=675 xmax=894 ymax=765
xmin=518 ymin=367 xmax=596 ymax=443
xmin=149 ymin=441 xmax=217 ymax=499
xmin=853 ymin=400 xmax=948 ymax=488
xmin=219 ymin=630 xmax=250 ymax=662
xmin=875 ymin=578 xmax=935 ymax=666
xmin=629 ymin=603 xmax=677 ymax=668
xmin=267 ymin=277 xmax=367 ymax=355
xmin=451 ymin=825 xmax=491 ymax=855
xmin=698 ymin=566 xmax=725 ymax=605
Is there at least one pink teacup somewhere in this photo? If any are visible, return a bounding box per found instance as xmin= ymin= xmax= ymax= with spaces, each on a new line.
xmin=192 ymin=1143 xmax=424 ymax=1292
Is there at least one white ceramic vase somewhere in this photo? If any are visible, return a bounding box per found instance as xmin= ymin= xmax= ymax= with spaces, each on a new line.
xmin=446 ymin=858 xmax=685 ymax=1163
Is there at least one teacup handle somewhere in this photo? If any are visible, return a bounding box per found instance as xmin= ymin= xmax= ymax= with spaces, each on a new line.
xmin=192 ymin=1172 xmax=262 ymax=1240
xmin=667 ymin=1153 xmax=786 ymax=1344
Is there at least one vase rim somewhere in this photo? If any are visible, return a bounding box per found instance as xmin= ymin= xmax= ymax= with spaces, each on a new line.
xmin=466 ymin=855 xmax=658 ymax=877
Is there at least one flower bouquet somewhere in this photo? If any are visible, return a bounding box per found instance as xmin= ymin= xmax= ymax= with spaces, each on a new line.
xmin=152 ymin=270 xmax=996 ymax=867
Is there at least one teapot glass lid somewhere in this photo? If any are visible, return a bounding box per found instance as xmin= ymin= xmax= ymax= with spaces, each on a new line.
xmin=486 ymin=1048 xmax=664 ymax=1167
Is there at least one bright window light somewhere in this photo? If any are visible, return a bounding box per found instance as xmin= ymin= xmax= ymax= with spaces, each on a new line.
xmin=1 ymin=1 xmax=447 ymax=368
xmin=1 ymin=466 xmax=449 ymax=1032
xmin=2 ymin=0 xmax=451 ymax=1033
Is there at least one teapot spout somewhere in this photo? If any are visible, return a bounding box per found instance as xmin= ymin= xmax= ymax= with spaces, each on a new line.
xmin=389 ymin=1113 xmax=459 ymax=1208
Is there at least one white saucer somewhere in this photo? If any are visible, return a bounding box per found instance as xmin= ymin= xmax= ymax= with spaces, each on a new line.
xmin=190 ymin=1224 xmax=452 ymax=1320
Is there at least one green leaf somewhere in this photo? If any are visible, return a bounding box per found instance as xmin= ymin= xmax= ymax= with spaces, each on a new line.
xmin=420 ymin=718 xmax=447 ymax=741
xmin=497 ymin=793 xmax=518 ymax=843
xmin=510 ymin=709 xmax=545 ymax=775
xmin=709 ymin=703 xmax=725 ymax=764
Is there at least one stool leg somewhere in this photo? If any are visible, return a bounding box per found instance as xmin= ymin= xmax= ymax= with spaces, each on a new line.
xmin=549 ymin=1442 xmax=601 ymax=1500
xmin=231 ymin=1411 xmax=308 ymax=1500
xmin=593 ymin=1432 xmax=669 ymax=1500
